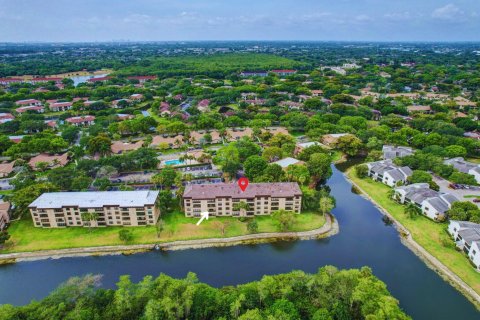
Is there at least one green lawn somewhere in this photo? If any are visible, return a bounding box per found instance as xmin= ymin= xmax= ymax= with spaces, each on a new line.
xmin=347 ymin=168 xmax=480 ymax=296
xmin=2 ymin=211 xmax=325 ymax=253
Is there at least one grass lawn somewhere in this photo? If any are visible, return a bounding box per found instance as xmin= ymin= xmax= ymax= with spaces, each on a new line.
xmin=347 ymin=168 xmax=480 ymax=295
xmin=467 ymin=158 xmax=480 ymax=164
xmin=331 ymin=151 xmax=343 ymax=163
xmin=2 ymin=211 xmax=325 ymax=253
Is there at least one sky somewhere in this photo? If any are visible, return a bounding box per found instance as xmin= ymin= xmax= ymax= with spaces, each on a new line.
xmin=1 ymin=0 xmax=480 ymax=42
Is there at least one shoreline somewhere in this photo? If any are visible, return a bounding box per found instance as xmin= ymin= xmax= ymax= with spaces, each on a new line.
xmin=0 ymin=213 xmax=338 ymax=263
xmin=344 ymin=170 xmax=480 ymax=310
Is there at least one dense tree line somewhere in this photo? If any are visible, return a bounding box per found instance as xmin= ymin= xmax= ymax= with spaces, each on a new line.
xmin=0 ymin=267 xmax=410 ymax=320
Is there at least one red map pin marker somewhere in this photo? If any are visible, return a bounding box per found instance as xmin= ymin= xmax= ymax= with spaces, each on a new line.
xmin=238 ymin=177 xmax=249 ymax=192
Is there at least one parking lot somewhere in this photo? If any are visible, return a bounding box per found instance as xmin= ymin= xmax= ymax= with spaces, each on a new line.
xmin=433 ymin=176 xmax=480 ymax=207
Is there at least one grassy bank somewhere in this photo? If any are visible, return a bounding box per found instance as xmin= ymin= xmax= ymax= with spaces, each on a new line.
xmin=347 ymin=168 xmax=480 ymax=295
xmin=2 ymin=211 xmax=325 ymax=253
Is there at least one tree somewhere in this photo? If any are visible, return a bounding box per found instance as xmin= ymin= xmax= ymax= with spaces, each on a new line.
xmin=11 ymin=182 xmax=58 ymax=217
xmin=319 ymin=196 xmax=335 ymax=217
xmin=0 ymin=267 xmax=410 ymax=319
xmin=158 ymin=190 xmax=174 ymax=214
xmin=81 ymin=211 xmax=99 ymax=231
xmin=446 ymin=201 xmax=480 ymax=222
xmin=87 ymin=134 xmax=112 ymax=156
xmin=118 ymin=229 xmax=134 ymax=244
xmin=233 ymin=138 xmax=262 ymax=162
xmin=262 ymin=146 xmax=283 ymax=162
xmin=335 ymin=135 xmax=363 ymax=157
xmin=307 ymin=153 xmax=332 ymax=186
xmin=355 ymin=164 xmax=368 ymax=178
xmin=244 ymin=156 xmax=268 ymax=180
xmin=404 ymin=203 xmax=421 ymax=219
xmin=151 ymin=166 xmax=177 ymax=190
xmin=449 ymin=171 xmax=478 ymax=186
xmin=284 ymin=164 xmax=309 ymax=185
xmin=408 ymin=170 xmax=432 ymax=184
xmin=61 ymin=126 xmax=80 ymax=144
xmin=214 ymin=144 xmax=241 ymax=179
xmin=71 ymin=174 xmax=93 ymax=190
xmin=155 ymin=219 xmax=165 ymax=238
xmin=445 ymin=145 xmax=467 ymax=158
xmin=0 ymin=231 xmax=10 ymax=248
xmin=272 ymin=210 xmax=296 ymax=231
xmin=301 ymin=186 xmax=320 ymax=211
xmin=247 ymin=219 xmax=258 ymax=234
xmin=93 ymin=178 xmax=110 ymax=191
xmin=233 ymin=201 xmax=251 ymax=216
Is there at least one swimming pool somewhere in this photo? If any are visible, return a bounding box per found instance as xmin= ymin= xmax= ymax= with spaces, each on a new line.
xmin=164 ymin=159 xmax=184 ymax=166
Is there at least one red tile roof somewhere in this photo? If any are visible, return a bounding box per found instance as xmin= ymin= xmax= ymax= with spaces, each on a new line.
xmin=65 ymin=115 xmax=95 ymax=123
xmin=29 ymin=153 xmax=69 ymax=169
xmin=16 ymin=105 xmax=44 ymax=113
xmin=16 ymin=99 xmax=41 ymax=106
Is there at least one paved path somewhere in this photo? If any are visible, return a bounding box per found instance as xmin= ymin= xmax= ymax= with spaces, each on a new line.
xmin=346 ymin=171 xmax=480 ymax=308
xmin=0 ymin=214 xmax=338 ymax=262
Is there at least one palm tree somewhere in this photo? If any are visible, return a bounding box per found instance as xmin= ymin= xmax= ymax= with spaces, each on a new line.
xmin=233 ymin=201 xmax=251 ymax=216
xmin=404 ymin=203 xmax=421 ymax=219
xmin=387 ymin=189 xmax=397 ymax=201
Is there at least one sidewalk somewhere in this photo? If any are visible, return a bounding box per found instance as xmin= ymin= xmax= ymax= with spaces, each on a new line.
xmin=0 ymin=214 xmax=338 ymax=262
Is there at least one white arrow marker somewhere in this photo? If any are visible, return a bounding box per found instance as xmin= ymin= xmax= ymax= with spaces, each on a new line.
xmin=196 ymin=211 xmax=209 ymax=226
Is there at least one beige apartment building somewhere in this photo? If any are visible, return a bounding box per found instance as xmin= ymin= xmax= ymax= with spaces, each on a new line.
xmin=183 ymin=182 xmax=302 ymax=217
xmin=29 ymin=191 xmax=160 ymax=228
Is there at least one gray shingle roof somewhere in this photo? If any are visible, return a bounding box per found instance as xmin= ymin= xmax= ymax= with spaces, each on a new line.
xmin=458 ymin=228 xmax=480 ymax=245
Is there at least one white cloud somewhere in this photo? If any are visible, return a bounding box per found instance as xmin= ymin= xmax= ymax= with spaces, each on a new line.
xmin=432 ymin=4 xmax=464 ymax=21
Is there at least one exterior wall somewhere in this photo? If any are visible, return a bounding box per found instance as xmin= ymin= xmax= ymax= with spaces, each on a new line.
xmin=421 ymin=201 xmax=441 ymax=221
xmin=184 ymin=195 xmax=302 ymax=217
xmin=30 ymin=205 xmax=159 ymax=228
xmin=394 ymin=190 xmax=407 ymax=203
xmin=0 ymin=215 xmax=8 ymax=230
xmin=469 ymin=242 xmax=480 ymax=271
xmin=382 ymin=172 xmax=397 ymax=187
xmin=448 ymin=221 xmax=461 ymax=238
xmin=51 ymin=105 xmax=72 ymax=112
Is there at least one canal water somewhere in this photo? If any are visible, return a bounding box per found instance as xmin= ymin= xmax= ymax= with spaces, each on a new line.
xmin=0 ymin=166 xmax=479 ymax=319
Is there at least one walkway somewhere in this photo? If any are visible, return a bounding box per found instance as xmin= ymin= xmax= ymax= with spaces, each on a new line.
xmin=0 ymin=214 xmax=338 ymax=262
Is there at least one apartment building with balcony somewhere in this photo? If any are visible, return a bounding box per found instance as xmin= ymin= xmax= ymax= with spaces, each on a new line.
xmin=183 ymin=182 xmax=302 ymax=217
xmin=28 ymin=191 xmax=159 ymax=228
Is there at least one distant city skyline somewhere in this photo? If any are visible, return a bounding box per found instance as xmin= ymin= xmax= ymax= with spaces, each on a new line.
xmin=1 ymin=0 xmax=480 ymax=42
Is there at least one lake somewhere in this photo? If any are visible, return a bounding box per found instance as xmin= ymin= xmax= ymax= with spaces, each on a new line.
xmin=0 ymin=165 xmax=479 ymax=319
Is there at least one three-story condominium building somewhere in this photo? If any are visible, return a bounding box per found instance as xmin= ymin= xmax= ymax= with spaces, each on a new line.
xmin=29 ymin=191 xmax=160 ymax=228
xmin=183 ymin=182 xmax=302 ymax=217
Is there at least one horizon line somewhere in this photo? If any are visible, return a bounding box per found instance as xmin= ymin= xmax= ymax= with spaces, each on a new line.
xmin=2 ymin=40 xmax=480 ymax=45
